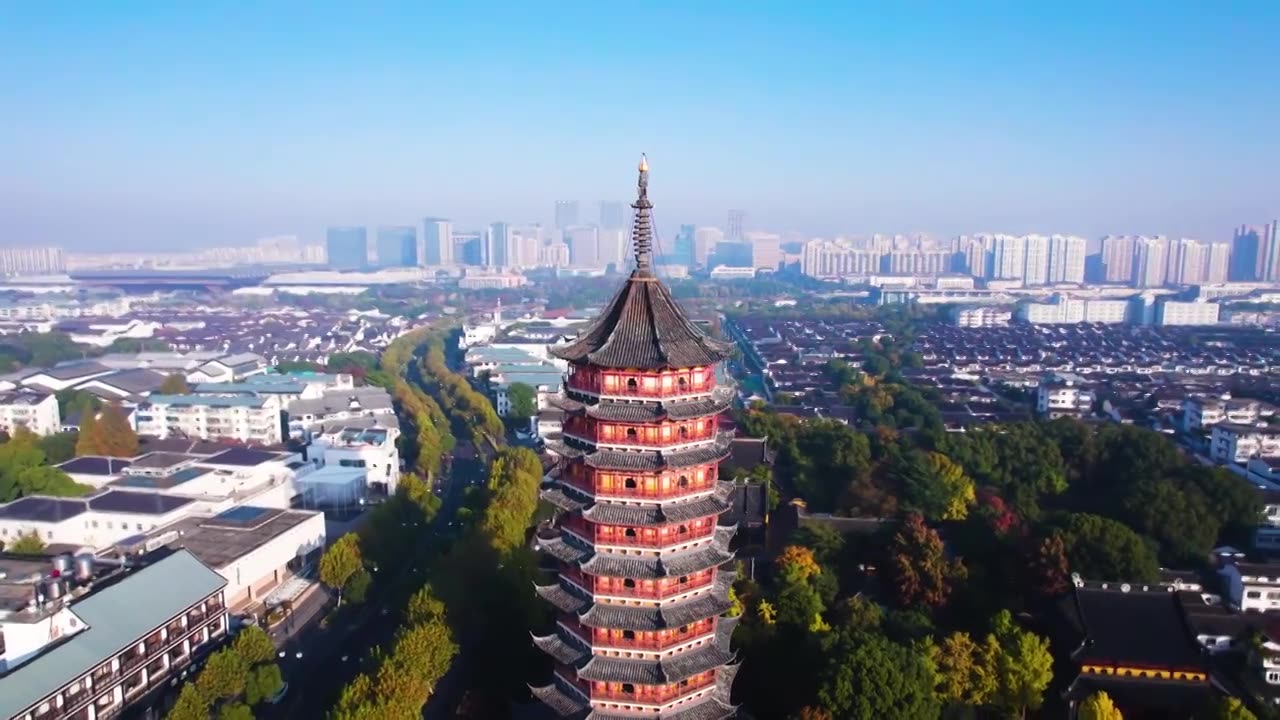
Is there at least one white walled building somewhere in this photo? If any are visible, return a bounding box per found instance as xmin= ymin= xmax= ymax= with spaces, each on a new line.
xmin=1036 ymin=373 xmax=1094 ymax=418
xmin=951 ymin=305 xmax=1013 ymax=328
xmin=1220 ymin=561 xmax=1280 ymax=613
xmin=1183 ymin=397 xmax=1277 ymax=432
xmin=1210 ymin=424 xmax=1280 ymax=465
xmin=311 ymin=426 xmax=402 ymax=494
xmin=1155 ymin=300 xmax=1221 ymax=326
xmin=0 ymin=390 xmax=60 ymax=436
xmin=133 ymin=394 xmax=284 ymax=444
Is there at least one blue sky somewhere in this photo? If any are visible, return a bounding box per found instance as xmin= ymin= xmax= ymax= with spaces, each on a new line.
xmin=1 ymin=2 xmax=1277 ymax=250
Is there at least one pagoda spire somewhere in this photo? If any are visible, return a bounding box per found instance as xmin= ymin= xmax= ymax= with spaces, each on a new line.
xmin=631 ymin=153 xmax=655 ymax=275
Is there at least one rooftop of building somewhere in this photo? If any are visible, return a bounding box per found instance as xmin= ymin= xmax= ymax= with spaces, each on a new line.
xmin=0 ymin=549 xmax=226 ymax=719
xmin=1070 ymin=582 xmax=1207 ymax=670
xmin=160 ymin=507 xmax=317 ymax=569
xmin=0 ymin=388 xmax=53 ymax=405
xmin=140 ymin=393 xmax=270 ymax=408
xmin=202 ymin=447 xmax=287 ymax=467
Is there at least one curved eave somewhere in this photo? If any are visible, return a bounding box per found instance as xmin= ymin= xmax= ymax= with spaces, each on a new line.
xmin=577 ymin=571 xmax=736 ymax=631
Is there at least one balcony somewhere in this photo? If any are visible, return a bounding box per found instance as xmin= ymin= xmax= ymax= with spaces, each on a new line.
xmin=564 ymin=475 xmax=719 ymax=502
xmin=589 ymin=672 xmax=717 ymax=704
xmin=593 ymin=523 xmax=716 ymax=549
xmin=563 ymin=423 xmax=717 ymax=450
xmin=593 ymin=573 xmax=715 ymax=601
xmin=593 ymin=624 xmax=717 ymax=651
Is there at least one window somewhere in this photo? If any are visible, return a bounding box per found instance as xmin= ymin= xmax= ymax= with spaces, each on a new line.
xmin=678 ymin=476 xmax=689 ymax=487
xmin=626 ymin=378 xmax=638 ymax=391
xmin=1247 ymin=590 xmax=1263 ymax=599
xmin=624 ymin=477 xmax=637 ymax=489
xmin=678 ymin=575 xmax=689 ymax=584
xmin=623 ymin=578 xmax=636 ymax=588
xmin=678 ymin=426 xmax=689 ymax=439
xmin=678 ymin=377 xmax=688 ymax=389
xmin=622 ymin=630 xmax=636 ymax=639
xmin=339 ymin=459 xmax=367 ymax=468
xmin=678 ymin=524 xmax=688 ymax=535
xmin=622 ymin=683 xmax=635 ymax=694
xmin=625 ymin=428 xmax=637 ymax=440
xmin=624 ymin=528 xmax=637 ymax=538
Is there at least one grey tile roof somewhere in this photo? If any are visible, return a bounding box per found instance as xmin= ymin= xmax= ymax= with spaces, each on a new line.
xmin=0 ymin=550 xmax=226 ymax=719
xmin=579 ymin=485 xmax=734 ymax=526
xmin=547 ymin=433 xmax=733 ymax=471
xmin=555 ymin=386 xmax=734 ymax=423
xmin=549 ymin=274 xmax=733 ymax=370
xmin=576 ymin=571 xmax=735 ymax=631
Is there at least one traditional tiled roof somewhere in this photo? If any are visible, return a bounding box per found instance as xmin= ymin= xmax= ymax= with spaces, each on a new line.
xmin=579 ymin=488 xmax=733 ymax=527
xmin=577 ymin=572 xmax=735 ymax=631
xmin=577 ymin=526 xmax=736 ymax=578
xmin=546 ymin=433 xmax=733 ymax=471
xmin=554 ymin=386 xmax=734 ymax=422
xmin=549 ymin=159 xmax=733 ymax=371
xmin=577 ymin=641 xmax=733 ymax=684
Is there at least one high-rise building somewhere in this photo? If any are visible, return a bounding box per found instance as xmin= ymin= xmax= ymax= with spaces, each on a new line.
xmin=1100 ymin=235 xmax=1137 ymax=284
xmin=555 ymin=201 xmax=580 ymax=230
xmin=710 ymin=241 xmax=753 ymax=269
xmin=533 ymin=156 xmax=739 ymax=720
xmin=881 ymin=250 xmax=953 ymax=275
xmin=599 ymin=201 xmax=627 ymax=229
xmin=375 ymin=226 xmax=417 ymax=268
xmin=990 ymin=235 xmax=1027 ymax=281
xmin=1206 ymin=242 xmax=1231 ymax=283
xmin=727 ymin=209 xmax=746 ymax=241
xmin=673 ymin=225 xmax=696 ymax=268
xmin=565 ymin=226 xmax=599 ymax=267
xmin=486 ymin=222 xmax=511 ymax=267
xmin=0 ymin=247 xmax=66 ymax=275
xmin=1231 ymin=225 xmax=1263 ymax=281
xmin=1022 ymin=234 xmax=1051 ymax=285
xmin=598 ymin=228 xmax=627 ymax=269
xmin=801 ymin=239 xmax=881 ymax=278
xmin=1167 ymin=238 xmax=1207 ymax=285
xmin=1261 ymin=221 xmax=1280 ymax=282
xmin=326 ymin=227 xmax=368 ymax=270
xmin=422 ymin=217 xmax=453 ymax=266
xmin=747 ymin=232 xmax=782 ymax=271
xmin=693 ymin=227 xmax=723 ymax=268
xmin=454 ymin=231 xmax=483 ymax=266
xmin=1048 ymin=235 xmax=1087 ymax=284
xmin=1133 ymin=235 xmax=1170 ymax=288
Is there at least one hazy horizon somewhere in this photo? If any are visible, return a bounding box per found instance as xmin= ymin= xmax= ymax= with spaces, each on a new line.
xmin=2 ymin=2 xmax=1277 ymax=251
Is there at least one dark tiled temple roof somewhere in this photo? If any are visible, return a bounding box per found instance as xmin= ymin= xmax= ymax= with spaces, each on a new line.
xmin=577 ymin=526 xmax=736 ymax=578
xmin=1071 ymin=585 xmax=1207 ymax=670
xmin=577 ymin=572 xmax=735 ymax=631
xmin=580 ymin=490 xmax=733 ymax=527
xmin=554 ymin=386 xmax=734 ymax=423
xmin=577 ymin=642 xmax=733 ymax=684
xmin=549 ymin=158 xmax=733 ymax=371
xmin=546 ymin=433 xmax=733 ymax=471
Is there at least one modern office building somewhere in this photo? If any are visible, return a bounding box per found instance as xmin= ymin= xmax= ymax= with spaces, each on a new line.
xmin=565 ymin=227 xmax=599 ymax=267
xmin=599 ymin=201 xmax=627 ymax=229
xmin=486 ymin=222 xmax=511 ymax=268
xmin=710 ymin=241 xmax=753 ymax=269
xmin=376 ymin=226 xmax=417 ymax=268
xmin=1133 ymin=236 xmax=1170 ymax=288
xmin=1231 ymin=225 xmax=1264 ymax=282
xmin=555 ymin=201 xmax=580 ymax=230
xmin=1206 ymin=242 xmax=1231 ymax=283
xmin=325 ymin=227 xmax=368 ymax=270
xmin=597 ymin=228 xmax=627 ymax=269
xmin=748 ymin=232 xmax=782 ymax=271
xmin=693 ymin=227 xmax=723 ymax=268
xmin=422 ymin=218 xmax=453 ymax=266
xmin=1262 ymin=221 xmax=1280 ymax=282
xmin=673 ymin=225 xmax=696 ymax=268
xmin=727 ymin=209 xmax=746 ymax=241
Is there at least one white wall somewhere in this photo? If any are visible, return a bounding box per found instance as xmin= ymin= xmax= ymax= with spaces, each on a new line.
xmin=217 ymin=511 xmax=325 ymax=605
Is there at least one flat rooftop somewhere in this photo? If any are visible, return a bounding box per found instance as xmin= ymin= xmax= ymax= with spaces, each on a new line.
xmin=110 ymin=465 xmax=214 ymax=490
xmin=125 ymin=451 xmax=200 ymax=471
xmin=203 ymin=447 xmax=286 ymax=467
xmin=56 ymin=456 xmax=133 ymax=476
xmin=161 ymin=506 xmax=317 ymax=569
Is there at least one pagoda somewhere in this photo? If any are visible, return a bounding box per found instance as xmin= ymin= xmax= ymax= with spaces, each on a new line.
xmin=530 ymin=156 xmax=740 ymax=720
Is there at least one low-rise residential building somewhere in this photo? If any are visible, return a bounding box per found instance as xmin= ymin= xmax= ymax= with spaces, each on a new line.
xmin=1210 ymin=424 xmax=1280 ymax=465
xmin=1036 ymin=373 xmax=1094 ymax=418
xmin=0 ymin=549 xmax=228 ymax=720
xmin=287 ymin=387 xmax=394 ymax=436
xmin=0 ymin=492 xmax=197 ymax=548
xmin=1220 ymin=561 xmax=1280 ymax=613
xmin=0 ymin=389 xmax=60 ymax=436
xmin=311 ymin=425 xmax=401 ymax=494
xmin=1183 ymin=396 xmax=1277 ymax=432
xmin=951 ymin=305 xmax=1012 ymax=328
xmin=133 ymin=394 xmax=285 ymax=444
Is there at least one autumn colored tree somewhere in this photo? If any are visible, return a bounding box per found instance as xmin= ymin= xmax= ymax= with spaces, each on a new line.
xmin=885 ymin=513 xmax=967 ymax=609
xmin=776 ymin=544 xmax=823 ymax=584
xmin=930 ymin=631 xmax=998 ymax=707
xmin=77 ymin=403 xmax=139 ymax=457
xmin=8 ymin=531 xmax=46 ymax=555
xmin=1207 ymin=697 xmax=1257 ymax=720
xmin=1027 ymin=533 xmax=1071 ymax=598
xmin=1080 ymin=691 xmax=1124 ymax=720
xmin=73 ymin=411 xmax=100 ymax=457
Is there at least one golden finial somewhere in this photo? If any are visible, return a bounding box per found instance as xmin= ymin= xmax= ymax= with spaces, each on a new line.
xmin=639 ymin=153 xmax=649 ymax=173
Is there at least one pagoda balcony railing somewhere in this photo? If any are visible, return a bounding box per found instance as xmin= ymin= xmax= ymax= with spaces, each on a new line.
xmin=593 ymin=574 xmax=715 ymax=601
xmin=562 ymin=475 xmax=718 ymax=501
xmin=566 ymin=377 xmax=715 ymax=400
xmin=563 ymin=427 xmax=717 ymax=449
xmin=562 ymin=516 xmax=716 ymax=549
xmin=588 ymin=672 xmax=718 ymax=704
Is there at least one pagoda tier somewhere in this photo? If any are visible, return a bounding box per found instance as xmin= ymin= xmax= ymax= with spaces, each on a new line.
xmin=533 ymin=155 xmax=738 ymax=720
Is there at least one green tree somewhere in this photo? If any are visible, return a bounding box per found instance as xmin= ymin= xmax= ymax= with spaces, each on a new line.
xmin=8 ymin=531 xmax=46 ymax=555
xmin=231 ymin=625 xmax=276 ymax=665
xmin=0 ymin=428 xmax=49 ymax=501
xmin=16 ymin=466 xmax=92 ymax=497
xmin=506 ymin=382 xmax=537 ymax=420
xmin=245 ymin=664 xmax=284 ymax=706
xmin=197 ymin=648 xmax=249 ymax=703
xmin=160 ymin=373 xmax=192 ymax=394
xmin=816 ymin=632 xmax=940 ymax=720
xmin=1079 ymin=690 xmax=1123 ymax=720
xmin=216 ymin=703 xmax=254 ymax=720
xmin=320 ymin=533 xmax=364 ymax=606
xmin=991 ymin=610 xmax=1054 ymax=719
xmin=37 ymin=432 xmax=78 ymax=464
xmin=1056 ymin=513 xmax=1160 ymax=582
xmin=345 ymin=568 xmax=373 ymax=605
xmin=406 ymin=585 xmax=447 ymax=625
xmin=165 ymin=684 xmax=210 ymax=720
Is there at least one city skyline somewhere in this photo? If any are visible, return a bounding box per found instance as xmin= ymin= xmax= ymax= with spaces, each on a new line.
xmin=2 ymin=3 xmax=1279 ymax=249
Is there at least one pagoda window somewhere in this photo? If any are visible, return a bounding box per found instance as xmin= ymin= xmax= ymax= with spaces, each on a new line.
xmin=678 ymin=475 xmax=689 ymax=487
xmin=678 ymin=426 xmax=689 ymax=439
xmin=678 ymin=524 xmax=688 ymax=535
xmin=624 ymin=528 xmax=637 ymax=538
xmin=678 ymin=376 xmax=688 ymax=390
xmin=678 ymin=575 xmax=689 ymax=584
xmin=679 ymin=624 xmax=690 ymax=634
xmin=623 ymin=630 xmax=636 ymax=640
xmin=624 ymin=477 xmax=637 ymax=489
xmin=626 ymin=378 xmax=638 ymax=391
xmin=625 ymin=428 xmax=638 ymax=441
xmin=622 ymin=683 xmax=635 ymax=695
